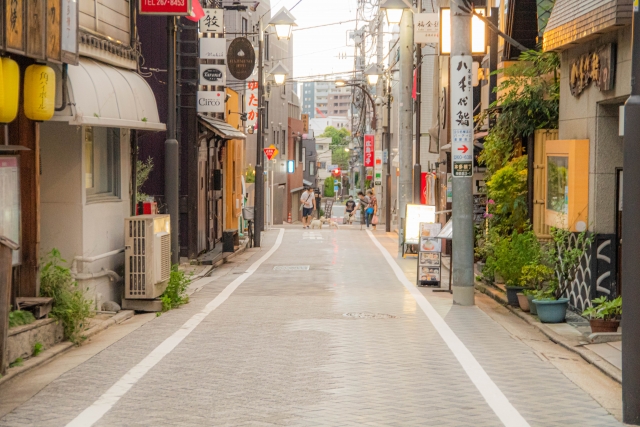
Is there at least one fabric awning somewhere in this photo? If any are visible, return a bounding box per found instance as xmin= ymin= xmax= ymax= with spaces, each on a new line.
xmin=52 ymin=58 xmax=165 ymax=131
xmin=303 ymin=179 xmax=313 ymax=186
xmin=198 ymin=114 xmax=246 ymax=140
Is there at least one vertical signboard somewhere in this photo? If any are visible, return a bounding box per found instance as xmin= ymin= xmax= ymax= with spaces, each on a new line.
xmin=6 ymin=0 xmax=25 ymax=53
xmin=61 ymin=0 xmax=78 ymax=64
xmin=47 ymin=0 xmax=62 ymax=62
xmin=301 ymin=114 xmax=309 ymax=133
xmin=26 ymin=0 xmax=46 ymax=59
xmin=199 ymin=9 xmax=223 ymax=33
xmin=414 ymin=13 xmax=439 ymax=44
xmin=364 ymin=134 xmax=374 ymax=167
xmin=246 ymin=80 xmax=259 ymax=130
xmin=374 ymin=149 xmax=382 ymax=186
xmin=450 ymin=55 xmax=473 ymax=177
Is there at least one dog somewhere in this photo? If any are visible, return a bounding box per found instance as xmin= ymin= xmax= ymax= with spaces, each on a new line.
xmin=344 ymin=211 xmax=355 ymax=225
xmin=310 ymin=216 xmax=325 ymax=229
xmin=329 ymin=220 xmax=339 ymax=229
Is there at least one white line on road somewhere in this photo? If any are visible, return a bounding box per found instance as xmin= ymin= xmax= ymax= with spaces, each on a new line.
xmin=367 ymin=230 xmax=530 ymax=427
xmin=66 ymin=228 xmax=286 ymax=427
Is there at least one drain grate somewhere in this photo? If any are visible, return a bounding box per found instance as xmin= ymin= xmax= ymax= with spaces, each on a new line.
xmin=273 ymin=265 xmax=310 ymax=271
xmin=343 ymin=312 xmax=397 ymax=319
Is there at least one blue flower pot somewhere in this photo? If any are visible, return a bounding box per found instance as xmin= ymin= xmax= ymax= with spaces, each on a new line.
xmin=527 ymin=295 xmax=537 ymax=315
xmin=505 ymin=286 xmax=525 ymax=307
xmin=533 ymin=298 xmax=569 ymax=323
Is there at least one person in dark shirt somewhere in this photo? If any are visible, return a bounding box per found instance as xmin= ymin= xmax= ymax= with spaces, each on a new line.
xmin=345 ymin=196 xmax=356 ymax=223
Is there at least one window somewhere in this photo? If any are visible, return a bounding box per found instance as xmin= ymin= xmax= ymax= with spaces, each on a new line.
xmin=242 ymin=17 xmax=248 ymax=36
xmin=85 ymin=126 xmax=120 ymax=201
xmin=547 ymin=156 xmax=569 ymax=214
xmin=298 ymin=140 xmax=303 ymax=162
xmin=309 ymin=161 xmax=315 ymax=175
xmin=282 ymin=130 xmax=286 ymax=156
xmin=274 ymin=130 xmax=278 ymax=150
xmin=264 ymin=34 xmax=270 ymax=59
xmin=264 ymin=101 xmax=269 ymax=128
xmin=302 ymin=148 xmax=306 ymax=171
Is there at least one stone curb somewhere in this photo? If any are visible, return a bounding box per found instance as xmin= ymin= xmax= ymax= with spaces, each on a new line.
xmin=0 ymin=310 xmax=134 ymax=386
xmin=475 ymin=281 xmax=623 ymax=385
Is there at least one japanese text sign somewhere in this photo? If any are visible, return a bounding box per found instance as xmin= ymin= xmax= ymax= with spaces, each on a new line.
xmin=364 ymin=134 xmax=374 ymax=168
xmin=140 ymin=0 xmax=191 ymax=15
xmin=450 ymin=55 xmax=473 ymax=177
xmin=245 ymin=80 xmax=259 ymax=130
xmin=414 ymin=13 xmax=439 ymax=44
xmin=374 ymin=150 xmax=382 ymax=186
xmin=264 ymin=148 xmax=276 ymax=161
xmin=199 ymin=8 xmax=223 ymax=33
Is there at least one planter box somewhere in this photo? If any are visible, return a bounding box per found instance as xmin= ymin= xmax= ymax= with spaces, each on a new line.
xmin=517 ymin=293 xmax=530 ymax=312
xmin=7 ymin=318 xmax=64 ymax=363
xmin=589 ymin=319 xmax=620 ymax=333
xmin=533 ymin=298 xmax=569 ymax=323
xmin=527 ymin=294 xmax=538 ymax=315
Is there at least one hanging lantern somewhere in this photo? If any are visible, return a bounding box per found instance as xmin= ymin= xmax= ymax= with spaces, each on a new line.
xmin=24 ymin=64 xmax=55 ymax=121
xmin=0 ymin=58 xmax=19 ymax=123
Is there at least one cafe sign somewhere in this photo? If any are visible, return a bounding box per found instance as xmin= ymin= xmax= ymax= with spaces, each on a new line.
xmin=197 ymin=91 xmax=225 ymax=113
xmin=227 ymin=37 xmax=256 ymax=81
xmin=199 ymin=64 xmax=226 ymax=86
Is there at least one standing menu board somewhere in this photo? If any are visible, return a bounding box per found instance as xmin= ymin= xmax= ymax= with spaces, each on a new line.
xmin=417 ymin=222 xmax=441 ymax=286
xmin=0 ymin=156 xmax=21 ymax=265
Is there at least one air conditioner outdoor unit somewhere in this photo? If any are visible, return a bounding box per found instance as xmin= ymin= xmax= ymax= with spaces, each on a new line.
xmin=124 ymin=214 xmax=171 ymax=299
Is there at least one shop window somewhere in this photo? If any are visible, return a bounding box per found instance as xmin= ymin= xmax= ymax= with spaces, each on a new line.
xmin=309 ymin=161 xmax=315 ymax=175
xmin=85 ymin=126 xmax=121 ymax=201
xmin=302 ymin=148 xmax=306 ymax=171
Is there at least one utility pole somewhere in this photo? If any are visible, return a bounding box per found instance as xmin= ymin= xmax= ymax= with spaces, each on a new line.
xmin=450 ymin=0 xmax=475 ymax=306
xmin=254 ymin=19 xmax=265 ymax=247
xmin=385 ymin=76 xmax=392 ymax=233
xmin=166 ymin=16 xmax=180 ymax=265
xmin=398 ymin=8 xmax=414 ymax=247
xmin=413 ymin=0 xmax=422 ymax=204
xmin=622 ymin=2 xmax=640 ymax=423
xmin=376 ymin=14 xmax=384 ymax=208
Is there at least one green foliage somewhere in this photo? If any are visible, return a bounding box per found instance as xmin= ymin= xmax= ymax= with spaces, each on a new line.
xmin=319 ymin=209 xmax=325 ymax=217
xmin=486 ymin=156 xmax=528 ymax=233
xmin=319 ymin=126 xmax=350 ymax=170
xmin=519 ymin=264 xmax=554 ymax=290
xmin=583 ymin=296 xmax=622 ymax=320
xmin=32 ymin=342 xmax=44 ymax=357
xmin=8 ymin=309 xmax=36 ymax=328
xmin=40 ymin=249 xmax=93 ymax=344
xmin=490 ymin=230 xmax=541 ymax=287
xmin=323 ymin=176 xmax=335 ymax=197
xmin=136 ymin=157 xmax=154 ymax=203
xmin=547 ymin=227 xmax=594 ymax=300
xmin=161 ymin=265 xmax=191 ymax=312
xmin=9 ymin=357 xmax=23 ymax=368
xmin=244 ymin=166 xmax=255 ymax=183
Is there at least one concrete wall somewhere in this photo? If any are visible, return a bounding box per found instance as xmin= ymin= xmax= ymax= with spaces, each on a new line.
xmin=557 ymin=27 xmax=630 ymax=233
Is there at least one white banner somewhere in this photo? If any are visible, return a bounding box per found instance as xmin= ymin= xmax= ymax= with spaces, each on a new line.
xmin=414 ymin=13 xmax=439 ymax=44
xmin=199 ymin=38 xmax=226 ymax=60
xmin=200 ymin=9 xmax=223 ymax=33
xmin=450 ymin=55 xmax=474 ymax=177
xmin=197 ymin=91 xmax=225 ymax=113
xmin=199 ymin=64 xmax=226 ymax=86
xmin=245 ymin=80 xmax=259 ymax=130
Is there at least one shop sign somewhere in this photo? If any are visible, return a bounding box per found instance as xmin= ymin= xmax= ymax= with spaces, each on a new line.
xmin=199 ymin=64 xmax=226 ymax=85
xmin=199 ymin=8 xmax=223 ymax=33
xmin=61 ymin=0 xmax=78 ymax=64
xmin=26 ymin=0 xmax=46 ymax=59
xmin=374 ymin=150 xmax=382 ymax=185
xmin=450 ymin=55 xmax=473 ymax=177
xmin=245 ymin=80 xmax=258 ymax=130
xmin=569 ymin=43 xmax=616 ymax=97
xmin=301 ymin=113 xmax=309 ymax=133
xmin=404 ymin=204 xmax=436 ymax=245
xmin=47 ymin=0 xmax=62 ymax=62
xmin=6 ymin=0 xmax=25 ymax=53
xmin=199 ymin=37 xmax=226 ymax=60
xmin=227 ymin=37 xmax=256 ymax=81
xmin=364 ymin=134 xmax=374 ymax=167
xmin=414 ymin=13 xmax=439 ymax=44
xmin=196 ymin=90 xmax=225 ymax=113
xmin=139 ymin=0 xmax=192 ymax=15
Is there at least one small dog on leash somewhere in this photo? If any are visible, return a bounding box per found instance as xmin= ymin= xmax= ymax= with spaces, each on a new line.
xmin=329 ymin=219 xmax=339 ymax=228
xmin=345 ymin=212 xmax=355 ymax=225
xmin=310 ymin=216 xmax=325 ymax=229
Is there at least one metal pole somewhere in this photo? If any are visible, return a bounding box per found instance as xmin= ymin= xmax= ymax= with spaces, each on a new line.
xmin=165 ymin=16 xmax=180 ymax=265
xmin=622 ymin=2 xmax=640 ymax=423
xmin=376 ymin=12 xmax=384 ymax=204
xmin=450 ymin=0 xmax=475 ymax=306
xmin=254 ymin=19 xmax=265 ymax=247
xmin=488 ymin=8 xmax=499 ymax=106
xmin=414 ymin=42 xmax=422 ymax=204
xmin=398 ymin=9 xmax=414 ymax=248
xmin=385 ymin=78 xmax=392 ymax=233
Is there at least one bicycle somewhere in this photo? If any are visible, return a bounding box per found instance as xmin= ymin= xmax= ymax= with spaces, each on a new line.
xmin=242 ymin=207 xmax=255 ymax=248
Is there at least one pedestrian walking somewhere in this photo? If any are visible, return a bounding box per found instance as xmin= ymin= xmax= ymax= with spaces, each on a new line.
xmin=344 ymin=196 xmax=356 ymax=224
xmin=357 ymin=191 xmax=370 ymax=229
xmin=365 ymin=189 xmax=378 ymax=230
xmin=300 ymin=187 xmax=316 ymax=228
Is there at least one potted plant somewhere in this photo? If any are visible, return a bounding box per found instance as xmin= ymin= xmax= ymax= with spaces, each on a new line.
xmin=493 ymin=230 xmax=540 ymax=307
xmin=518 ymin=263 xmax=554 ymax=313
xmin=533 ymin=228 xmax=593 ymax=323
xmin=582 ymin=296 xmax=621 ymax=333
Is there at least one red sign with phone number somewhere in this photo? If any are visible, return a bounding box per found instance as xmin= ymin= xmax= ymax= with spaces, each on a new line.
xmin=139 ymin=0 xmax=192 ymax=15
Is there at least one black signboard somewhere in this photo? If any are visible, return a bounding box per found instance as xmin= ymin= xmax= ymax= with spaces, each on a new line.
xmin=227 ymin=37 xmax=256 ymax=81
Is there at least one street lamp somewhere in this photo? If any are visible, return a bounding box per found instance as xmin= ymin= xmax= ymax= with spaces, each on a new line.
xmin=335 ymin=79 xmax=347 ymax=87
xmin=380 ymin=0 xmax=412 ymax=25
xmin=269 ymin=7 xmax=298 ymax=40
xmin=364 ymin=64 xmax=381 ymax=86
xmin=269 ymin=61 xmax=289 ymax=86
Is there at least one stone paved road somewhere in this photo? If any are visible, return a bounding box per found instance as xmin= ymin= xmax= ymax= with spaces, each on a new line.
xmin=0 ymin=227 xmax=622 ymax=426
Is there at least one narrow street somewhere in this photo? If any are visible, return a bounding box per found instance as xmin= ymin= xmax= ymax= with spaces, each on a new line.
xmin=0 ymin=227 xmax=622 ymax=426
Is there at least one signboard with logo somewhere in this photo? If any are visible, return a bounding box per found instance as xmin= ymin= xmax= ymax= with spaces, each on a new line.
xmin=414 ymin=13 xmax=439 ymax=44
xmin=199 ymin=8 xmax=223 ymax=33
xmin=140 ymin=0 xmax=192 ymax=15
xmin=301 ymin=114 xmax=309 ymax=133
xmin=245 ymin=80 xmax=258 ymax=130
xmin=374 ymin=149 xmax=382 ymax=186
xmin=197 ymin=91 xmax=225 ymax=113
xmin=364 ymin=134 xmax=374 ymax=168
xmin=450 ymin=55 xmax=473 ymax=177
xmin=227 ymin=37 xmax=256 ymax=81
xmin=61 ymin=0 xmax=79 ymax=64
xmin=199 ymin=37 xmax=226 ymax=60
xmin=199 ymin=64 xmax=226 ymax=85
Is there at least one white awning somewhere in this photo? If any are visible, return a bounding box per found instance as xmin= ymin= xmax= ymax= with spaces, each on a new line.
xmin=53 ymin=58 xmax=165 ymax=131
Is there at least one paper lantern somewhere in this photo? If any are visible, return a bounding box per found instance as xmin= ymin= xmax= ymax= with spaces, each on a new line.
xmin=0 ymin=58 xmax=19 ymax=123
xmin=24 ymin=64 xmax=55 ymax=121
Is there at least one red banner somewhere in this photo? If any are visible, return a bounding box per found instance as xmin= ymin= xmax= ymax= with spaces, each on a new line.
xmin=364 ymin=134 xmax=374 ymax=168
xmin=140 ymin=0 xmax=191 ymax=15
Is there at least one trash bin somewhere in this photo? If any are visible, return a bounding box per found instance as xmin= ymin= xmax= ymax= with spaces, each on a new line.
xmin=222 ymin=229 xmax=238 ymax=253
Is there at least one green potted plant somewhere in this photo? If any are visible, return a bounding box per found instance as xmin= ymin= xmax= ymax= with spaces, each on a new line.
xmin=533 ymin=228 xmax=593 ymax=323
xmin=493 ymin=230 xmax=540 ymax=307
xmin=518 ymin=264 xmax=554 ymax=313
xmin=582 ymin=296 xmax=621 ymax=333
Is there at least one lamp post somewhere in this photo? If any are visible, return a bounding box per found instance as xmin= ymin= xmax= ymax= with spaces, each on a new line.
xmin=381 ymin=0 xmax=412 ymax=249
xmin=254 ymin=8 xmax=296 ymax=248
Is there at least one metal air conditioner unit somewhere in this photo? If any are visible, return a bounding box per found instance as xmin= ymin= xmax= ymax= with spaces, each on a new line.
xmin=124 ymin=215 xmax=171 ymax=299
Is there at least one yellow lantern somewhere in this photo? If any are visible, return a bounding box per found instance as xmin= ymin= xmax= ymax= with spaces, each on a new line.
xmin=24 ymin=64 xmax=55 ymax=121
xmin=0 ymin=58 xmax=19 ymax=123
